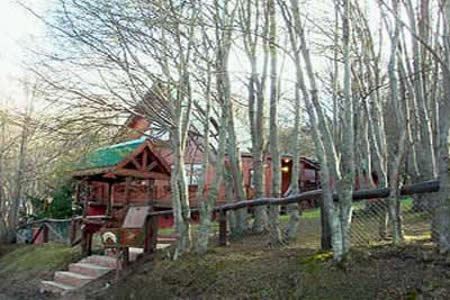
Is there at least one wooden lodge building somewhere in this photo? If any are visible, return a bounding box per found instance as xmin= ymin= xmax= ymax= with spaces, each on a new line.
xmin=72 ymin=115 xmax=321 ymax=231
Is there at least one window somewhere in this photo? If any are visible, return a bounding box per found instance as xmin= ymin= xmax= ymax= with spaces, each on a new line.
xmin=249 ymin=169 xmax=255 ymax=187
xmin=304 ymin=169 xmax=316 ymax=183
xmin=185 ymin=163 xmax=203 ymax=185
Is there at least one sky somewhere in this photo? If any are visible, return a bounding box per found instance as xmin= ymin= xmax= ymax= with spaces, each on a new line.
xmin=0 ymin=0 xmax=45 ymax=106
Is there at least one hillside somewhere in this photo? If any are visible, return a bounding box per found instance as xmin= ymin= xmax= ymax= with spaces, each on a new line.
xmin=1 ymin=236 xmax=449 ymax=299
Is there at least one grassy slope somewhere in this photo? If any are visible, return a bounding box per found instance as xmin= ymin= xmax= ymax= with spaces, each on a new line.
xmin=90 ymin=237 xmax=450 ymax=300
xmin=0 ymin=244 xmax=81 ymax=299
xmin=0 ymin=237 xmax=448 ymax=299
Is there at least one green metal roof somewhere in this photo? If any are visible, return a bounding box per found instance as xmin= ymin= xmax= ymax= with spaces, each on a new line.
xmin=76 ymin=137 xmax=147 ymax=171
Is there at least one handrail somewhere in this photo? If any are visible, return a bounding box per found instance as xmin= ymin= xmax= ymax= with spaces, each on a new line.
xmin=147 ymin=180 xmax=440 ymax=217
xmin=17 ymin=216 xmax=82 ymax=229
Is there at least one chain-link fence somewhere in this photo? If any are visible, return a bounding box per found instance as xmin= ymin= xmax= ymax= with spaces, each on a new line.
xmin=17 ymin=218 xmax=73 ymax=244
xmin=152 ymin=193 xmax=438 ymax=252
xmin=26 ymin=193 xmax=436 ymax=256
xmin=350 ymin=196 xmax=435 ymax=246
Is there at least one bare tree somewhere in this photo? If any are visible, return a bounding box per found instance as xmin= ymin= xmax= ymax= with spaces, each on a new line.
xmin=238 ymin=0 xmax=269 ymax=233
xmin=267 ymin=0 xmax=282 ymax=244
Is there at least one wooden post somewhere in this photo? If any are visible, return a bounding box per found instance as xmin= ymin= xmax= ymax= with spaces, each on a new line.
xmin=147 ymin=179 xmax=154 ymax=205
xmin=144 ymin=214 xmax=159 ymax=253
xmin=218 ymin=210 xmax=227 ymax=246
xmin=42 ymin=223 xmax=49 ymax=243
xmin=319 ymin=199 xmax=332 ymax=250
xmin=87 ymin=232 xmax=93 ymax=256
xmin=106 ymin=182 xmax=112 ymax=216
xmin=83 ymin=184 xmax=89 ymax=218
xmin=122 ymin=247 xmax=129 ymax=267
xmin=81 ymin=228 xmax=89 ymax=257
xmin=70 ymin=217 xmax=76 ymax=245
xmin=125 ymin=177 xmax=131 ymax=207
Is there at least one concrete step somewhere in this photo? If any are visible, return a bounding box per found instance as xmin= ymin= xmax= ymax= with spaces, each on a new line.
xmin=157 ymin=243 xmax=171 ymax=250
xmin=83 ymin=255 xmax=119 ymax=269
xmin=54 ymin=271 xmax=94 ymax=287
xmin=157 ymin=237 xmax=176 ymax=243
xmin=41 ymin=280 xmax=76 ymax=295
xmin=129 ymin=247 xmax=144 ymax=262
xmin=69 ymin=262 xmax=112 ymax=278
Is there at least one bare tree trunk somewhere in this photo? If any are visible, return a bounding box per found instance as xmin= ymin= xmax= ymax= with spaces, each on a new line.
xmin=5 ymin=88 xmax=34 ymax=242
xmin=241 ymin=0 xmax=269 ymax=233
xmin=224 ymin=168 xmax=237 ymax=234
xmin=0 ymin=110 xmax=7 ymax=241
xmin=214 ymin=2 xmax=247 ymax=235
xmin=171 ymin=127 xmax=191 ymax=258
xmin=405 ymin=0 xmax=436 ymax=182
xmin=267 ymin=0 xmax=282 ymax=245
xmin=283 ymin=0 xmax=350 ymax=261
xmin=436 ymin=0 xmax=450 ymax=254
xmin=286 ymin=75 xmax=302 ymax=242
xmin=384 ymin=0 xmax=406 ymax=245
xmin=335 ymin=0 xmax=354 ymax=259
xmin=196 ymin=97 xmax=227 ymax=254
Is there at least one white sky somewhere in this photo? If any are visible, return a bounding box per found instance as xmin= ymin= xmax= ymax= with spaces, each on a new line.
xmin=0 ymin=0 xmax=45 ymax=106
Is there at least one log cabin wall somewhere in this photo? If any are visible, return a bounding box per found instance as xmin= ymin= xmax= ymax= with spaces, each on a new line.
xmin=87 ymin=115 xmax=321 ymax=218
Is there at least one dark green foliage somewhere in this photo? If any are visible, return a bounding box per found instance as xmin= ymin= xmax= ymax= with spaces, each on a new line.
xmin=29 ymin=182 xmax=77 ymax=220
xmin=47 ymin=184 xmax=73 ymax=219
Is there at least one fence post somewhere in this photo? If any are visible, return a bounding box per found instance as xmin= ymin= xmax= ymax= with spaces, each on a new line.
xmin=70 ymin=217 xmax=76 ymax=245
xmin=144 ymin=214 xmax=159 ymax=254
xmin=219 ymin=210 xmax=227 ymax=246
xmin=319 ymin=200 xmax=332 ymax=250
xmin=81 ymin=228 xmax=91 ymax=257
xmin=42 ymin=222 xmax=49 ymax=243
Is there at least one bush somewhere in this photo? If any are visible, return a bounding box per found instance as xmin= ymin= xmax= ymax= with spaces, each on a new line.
xmin=47 ymin=184 xmax=73 ymax=219
xmin=28 ymin=182 xmax=76 ymax=220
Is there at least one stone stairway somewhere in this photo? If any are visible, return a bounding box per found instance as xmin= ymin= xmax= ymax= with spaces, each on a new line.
xmin=41 ymin=255 xmax=118 ymax=295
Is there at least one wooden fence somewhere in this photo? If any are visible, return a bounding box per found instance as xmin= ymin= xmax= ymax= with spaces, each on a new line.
xmin=16 ymin=180 xmax=440 ymax=250
xmin=147 ymin=180 xmax=440 ymax=246
xmin=18 ymin=216 xmax=83 ymax=245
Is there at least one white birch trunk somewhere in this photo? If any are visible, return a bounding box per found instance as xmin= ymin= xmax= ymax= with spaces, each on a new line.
xmin=436 ymin=0 xmax=450 ymax=254
xmin=267 ymin=0 xmax=282 ymax=244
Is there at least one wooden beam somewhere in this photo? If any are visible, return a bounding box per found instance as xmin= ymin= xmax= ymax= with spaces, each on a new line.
xmin=147 ymin=180 xmax=440 ymax=217
xmin=31 ymin=225 xmax=44 ymax=244
xmin=72 ymin=167 xmax=113 ymax=177
xmin=125 ymin=177 xmax=131 ymax=206
xmin=130 ymin=158 xmax=141 ymax=170
xmin=71 ymin=237 xmax=82 ymax=247
xmin=146 ymin=161 xmax=158 ymax=172
xmin=114 ymin=169 xmax=170 ymax=180
xmin=142 ymin=149 xmax=148 ymax=171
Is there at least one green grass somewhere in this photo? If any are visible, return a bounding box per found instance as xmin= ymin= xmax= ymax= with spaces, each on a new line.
xmin=0 ymin=244 xmax=80 ymax=274
xmin=280 ymin=208 xmax=320 ymax=223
